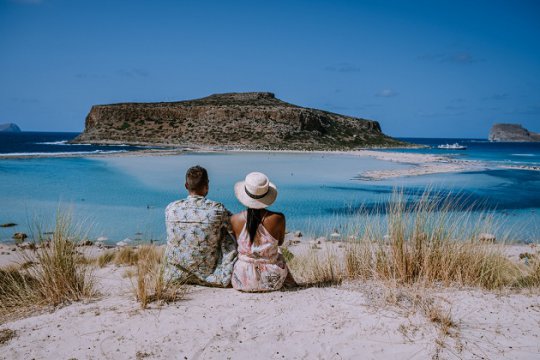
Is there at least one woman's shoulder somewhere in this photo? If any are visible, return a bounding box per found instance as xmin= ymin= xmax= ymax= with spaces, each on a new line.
xmin=263 ymin=210 xmax=285 ymax=228
xmin=265 ymin=210 xmax=285 ymax=219
xmin=230 ymin=211 xmax=245 ymax=236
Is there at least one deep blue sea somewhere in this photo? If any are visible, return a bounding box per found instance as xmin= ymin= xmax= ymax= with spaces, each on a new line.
xmin=0 ymin=133 xmax=539 ymax=243
xmin=0 ymin=132 xmax=146 ymax=156
xmin=396 ymin=137 xmax=540 ymax=166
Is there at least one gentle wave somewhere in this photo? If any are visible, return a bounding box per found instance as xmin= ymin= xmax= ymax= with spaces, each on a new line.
xmin=35 ymin=141 xmax=133 ymax=147
xmin=0 ymin=150 xmax=128 ymax=157
xmin=34 ymin=140 xmax=93 ymax=146
xmin=512 ymin=153 xmax=536 ymax=157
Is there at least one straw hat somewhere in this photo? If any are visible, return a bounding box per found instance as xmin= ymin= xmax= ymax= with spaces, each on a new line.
xmin=234 ymin=172 xmax=277 ymax=209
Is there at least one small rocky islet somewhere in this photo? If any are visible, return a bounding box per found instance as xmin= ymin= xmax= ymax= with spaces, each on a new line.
xmin=0 ymin=123 xmax=21 ymax=132
xmin=489 ymin=123 xmax=540 ymax=142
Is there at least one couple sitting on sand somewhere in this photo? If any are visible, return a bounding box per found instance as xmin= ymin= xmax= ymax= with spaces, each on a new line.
xmin=163 ymin=165 xmax=296 ymax=292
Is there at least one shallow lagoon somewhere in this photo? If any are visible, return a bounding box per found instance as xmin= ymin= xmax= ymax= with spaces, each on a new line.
xmin=1 ymin=152 xmax=539 ymax=243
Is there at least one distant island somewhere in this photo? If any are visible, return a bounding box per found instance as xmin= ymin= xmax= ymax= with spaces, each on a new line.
xmin=0 ymin=123 xmax=21 ymax=132
xmin=72 ymin=92 xmax=407 ymax=150
xmin=488 ymin=123 xmax=540 ymax=142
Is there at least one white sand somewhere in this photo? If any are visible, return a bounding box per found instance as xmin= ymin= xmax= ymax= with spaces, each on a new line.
xmin=1 ymin=243 xmax=540 ymax=359
xmin=350 ymin=150 xmax=483 ymax=180
xmin=101 ymin=147 xmax=483 ymax=182
xmin=4 ymin=146 xmax=537 ymax=181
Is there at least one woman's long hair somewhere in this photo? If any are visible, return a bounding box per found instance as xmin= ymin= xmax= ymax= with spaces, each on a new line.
xmin=246 ymin=208 xmax=264 ymax=244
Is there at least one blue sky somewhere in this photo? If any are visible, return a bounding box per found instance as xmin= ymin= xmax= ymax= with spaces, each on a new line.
xmin=1 ymin=0 xmax=539 ymax=137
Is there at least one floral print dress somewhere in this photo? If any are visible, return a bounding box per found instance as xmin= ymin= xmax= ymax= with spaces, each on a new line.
xmin=232 ymin=222 xmax=289 ymax=292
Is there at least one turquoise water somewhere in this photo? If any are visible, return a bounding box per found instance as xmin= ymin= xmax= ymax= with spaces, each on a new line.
xmin=1 ymin=151 xmax=539 ymax=243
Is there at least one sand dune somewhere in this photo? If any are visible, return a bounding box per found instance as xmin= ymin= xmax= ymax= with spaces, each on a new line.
xmin=1 ymin=244 xmax=539 ymax=360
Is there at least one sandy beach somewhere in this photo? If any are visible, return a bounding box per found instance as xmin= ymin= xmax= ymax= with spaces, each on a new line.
xmin=1 ymin=242 xmax=539 ymax=360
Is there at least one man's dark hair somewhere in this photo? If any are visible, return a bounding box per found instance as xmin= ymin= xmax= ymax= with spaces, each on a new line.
xmin=185 ymin=165 xmax=209 ymax=191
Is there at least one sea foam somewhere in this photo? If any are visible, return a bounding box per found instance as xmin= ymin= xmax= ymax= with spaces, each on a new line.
xmin=0 ymin=150 xmax=128 ymax=157
xmin=35 ymin=140 xmax=92 ymax=146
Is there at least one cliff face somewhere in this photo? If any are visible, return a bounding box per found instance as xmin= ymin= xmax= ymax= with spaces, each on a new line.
xmin=489 ymin=123 xmax=540 ymax=142
xmin=73 ymin=92 xmax=405 ymax=150
xmin=0 ymin=123 xmax=21 ymax=132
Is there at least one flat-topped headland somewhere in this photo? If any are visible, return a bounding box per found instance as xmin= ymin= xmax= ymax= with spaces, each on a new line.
xmin=71 ymin=92 xmax=409 ymax=150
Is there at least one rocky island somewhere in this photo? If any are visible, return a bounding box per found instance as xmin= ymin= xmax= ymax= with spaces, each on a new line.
xmin=489 ymin=123 xmax=540 ymax=142
xmin=72 ymin=92 xmax=406 ymax=150
xmin=0 ymin=123 xmax=21 ymax=132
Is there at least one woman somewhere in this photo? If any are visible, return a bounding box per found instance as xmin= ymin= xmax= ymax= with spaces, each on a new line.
xmin=231 ymin=172 xmax=296 ymax=292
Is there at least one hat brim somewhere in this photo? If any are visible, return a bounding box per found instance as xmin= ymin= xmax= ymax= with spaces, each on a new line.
xmin=234 ymin=181 xmax=278 ymax=209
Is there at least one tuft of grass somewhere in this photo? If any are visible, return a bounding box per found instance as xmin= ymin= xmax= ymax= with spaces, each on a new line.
xmin=288 ymin=246 xmax=343 ymax=287
xmin=531 ymin=258 xmax=540 ymax=285
xmin=132 ymin=245 xmax=185 ymax=309
xmin=123 ymin=268 xmax=136 ymax=279
xmin=415 ymin=292 xmax=459 ymax=356
xmin=426 ymin=304 xmax=456 ymax=336
xmin=27 ymin=213 xmax=95 ymax=306
xmin=406 ymin=291 xmax=458 ymax=338
xmin=338 ymin=189 xmax=523 ymax=289
xmin=114 ymin=247 xmax=139 ymax=266
xmin=0 ymin=328 xmax=17 ymax=345
xmin=137 ymin=245 xmax=163 ymax=265
xmin=280 ymin=246 xmax=294 ymax=262
xmin=95 ymin=246 xmax=162 ymax=269
xmin=96 ymin=250 xmax=116 ymax=268
xmin=0 ymin=265 xmax=40 ymax=313
xmin=0 ymin=212 xmax=96 ymax=320
xmin=515 ymin=257 xmax=540 ymax=287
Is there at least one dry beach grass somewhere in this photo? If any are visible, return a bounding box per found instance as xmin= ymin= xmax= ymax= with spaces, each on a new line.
xmin=133 ymin=245 xmax=186 ymax=309
xmin=288 ymin=189 xmax=533 ymax=290
xmin=0 ymin=215 xmax=185 ymax=321
xmin=0 ymin=213 xmax=95 ymax=321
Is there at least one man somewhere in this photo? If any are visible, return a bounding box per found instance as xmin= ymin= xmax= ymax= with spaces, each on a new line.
xmin=164 ymin=165 xmax=237 ymax=287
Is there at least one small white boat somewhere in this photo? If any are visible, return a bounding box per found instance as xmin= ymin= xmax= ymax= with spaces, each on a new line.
xmin=116 ymin=238 xmax=133 ymax=247
xmin=437 ymin=143 xmax=467 ymax=150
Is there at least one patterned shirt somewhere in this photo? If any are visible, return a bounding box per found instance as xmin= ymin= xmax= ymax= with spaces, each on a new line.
xmin=163 ymin=195 xmax=237 ymax=287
